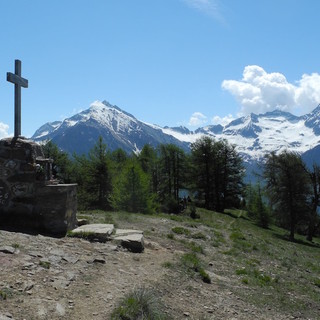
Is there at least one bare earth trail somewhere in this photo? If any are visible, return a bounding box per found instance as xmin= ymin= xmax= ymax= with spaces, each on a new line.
xmin=0 ymin=213 xmax=319 ymax=320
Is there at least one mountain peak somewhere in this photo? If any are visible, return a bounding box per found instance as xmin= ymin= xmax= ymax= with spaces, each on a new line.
xmin=101 ymin=100 xmax=113 ymax=108
xmin=89 ymin=100 xmax=137 ymax=120
xmin=304 ymin=104 xmax=320 ymax=135
xmin=263 ymin=109 xmax=300 ymax=122
xmin=306 ymin=103 xmax=320 ymax=116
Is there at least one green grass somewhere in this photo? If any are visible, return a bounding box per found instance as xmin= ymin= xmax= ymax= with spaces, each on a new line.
xmin=78 ymin=208 xmax=320 ymax=318
xmin=181 ymin=253 xmax=211 ymax=284
xmin=0 ymin=290 xmax=7 ymax=300
xmin=167 ymin=233 xmax=175 ymax=240
xmin=67 ymin=230 xmax=97 ymax=240
xmin=39 ymin=260 xmax=51 ymax=269
xmin=111 ymin=287 xmax=170 ymax=320
xmin=188 ymin=241 xmax=205 ymax=254
xmin=191 ymin=207 xmax=320 ymax=316
xmin=162 ymin=261 xmax=174 ymax=269
xmin=171 ymin=226 xmax=190 ymax=236
xmin=190 ymin=231 xmax=207 ymax=240
xmin=12 ymin=243 xmax=20 ymax=249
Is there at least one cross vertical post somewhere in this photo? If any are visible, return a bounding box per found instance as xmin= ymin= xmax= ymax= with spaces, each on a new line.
xmin=7 ymin=59 xmax=28 ymax=138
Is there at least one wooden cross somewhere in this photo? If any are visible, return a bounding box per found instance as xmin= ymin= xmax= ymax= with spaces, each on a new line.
xmin=7 ymin=60 xmax=28 ymax=138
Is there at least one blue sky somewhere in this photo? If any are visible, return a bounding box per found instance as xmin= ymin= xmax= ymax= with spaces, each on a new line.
xmin=1 ymin=0 xmax=320 ymax=138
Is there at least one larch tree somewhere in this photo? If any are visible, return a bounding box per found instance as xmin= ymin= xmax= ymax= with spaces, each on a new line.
xmin=191 ymin=137 xmax=244 ymax=212
xmin=264 ymin=151 xmax=310 ymax=241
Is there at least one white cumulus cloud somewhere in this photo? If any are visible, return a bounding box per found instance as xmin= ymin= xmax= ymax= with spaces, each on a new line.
xmin=212 ymin=114 xmax=234 ymax=126
xmin=188 ymin=112 xmax=208 ymax=126
xmin=222 ymin=65 xmax=320 ymax=115
xmin=0 ymin=122 xmax=9 ymax=139
xmin=295 ymin=73 xmax=320 ymax=109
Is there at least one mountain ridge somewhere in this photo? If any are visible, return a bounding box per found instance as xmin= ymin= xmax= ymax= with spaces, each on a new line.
xmin=31 ymin=101 xmax=320 ymax=165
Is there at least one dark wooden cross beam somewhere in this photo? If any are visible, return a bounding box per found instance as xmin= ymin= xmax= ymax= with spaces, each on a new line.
xmin=7 ymin=60 xmax=28 ymax=138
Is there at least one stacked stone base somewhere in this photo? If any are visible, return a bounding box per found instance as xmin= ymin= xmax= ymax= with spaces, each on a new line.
xmin=0 ymin=137 xmax=77 ymax=236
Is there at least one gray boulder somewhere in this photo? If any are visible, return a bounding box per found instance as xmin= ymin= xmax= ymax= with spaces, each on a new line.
xmin=112 ymin=229 xmax=144 ymax=253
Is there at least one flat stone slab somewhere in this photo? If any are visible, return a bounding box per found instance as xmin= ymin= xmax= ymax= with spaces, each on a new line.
xmin=69 ymin=224 xmax=114 ymax=242
xmin=112 ymin=229 xmax=144 ymax=253
xmin=114 ymin=229 xmax=143 ymax=236
xmin=0 ymin=246 xmax=16 ymax=254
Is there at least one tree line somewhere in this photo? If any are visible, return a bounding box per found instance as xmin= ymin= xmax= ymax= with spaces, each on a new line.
xmin=43 ymin=136 xmax=320 ymax=241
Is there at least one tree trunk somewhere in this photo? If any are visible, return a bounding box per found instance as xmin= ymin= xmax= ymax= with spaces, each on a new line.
xmin=306 ymin=214 xmax=316 ymax=242
xmin=289 ymin=208 xmax=295 ymax=241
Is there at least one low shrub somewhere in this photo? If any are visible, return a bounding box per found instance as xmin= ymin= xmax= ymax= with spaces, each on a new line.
xmin=172 ymin=226 xmax=190 ymax=236
xmin=181 ymin=253 xmax=211 ymax=284
xmin=111 ymin=287 xmax=170 ymax=320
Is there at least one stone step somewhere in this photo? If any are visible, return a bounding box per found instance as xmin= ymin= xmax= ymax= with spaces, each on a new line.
xmin=112 ymin=229 xmax=144 ymax=253
xmin=68 ymin=224 xmax=144 ymax=253
xmin=68 ymin=224 xmax=115 ymax=242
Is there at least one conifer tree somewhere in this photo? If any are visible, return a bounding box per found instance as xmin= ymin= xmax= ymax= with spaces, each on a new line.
xmin=74 ymin=136 xmax=112 ymax=209
xmin=42 ymin=140 xmax=72 ymax=183
xmin=307 ymin=164 xmax=320 ymax=241
xmin=138 ymin=144 xmax=159 ymax=194
xmin=191 ymin=137 xmax=244 ymax=212
xmin=158 ymin=144 xmax=187 ymax=212
xmin=264 ymin=151 xmax=310 ymax=241
xmin=111 ymin=160 xmax=154 ymax=214
xmin=246 ymin=183 xmax=270 ymax=228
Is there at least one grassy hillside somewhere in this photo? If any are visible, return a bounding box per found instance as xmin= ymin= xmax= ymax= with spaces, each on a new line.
xmin=78 ymin=208 xmax=320 ymax=319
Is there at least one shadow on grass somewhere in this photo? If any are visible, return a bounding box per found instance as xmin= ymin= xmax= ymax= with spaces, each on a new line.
xmin=223 ymin=209 xmax=250 ymax=221
xmin=272 ymin=232 xmax=320 ymax=249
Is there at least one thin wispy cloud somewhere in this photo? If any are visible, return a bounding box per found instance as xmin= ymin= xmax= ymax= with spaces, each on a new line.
xmin=182 ymin=0 xmax=225 ymax=23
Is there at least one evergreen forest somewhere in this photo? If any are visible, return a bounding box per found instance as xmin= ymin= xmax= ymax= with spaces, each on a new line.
xmin=43 ymin=136 xmax=320 ymax=242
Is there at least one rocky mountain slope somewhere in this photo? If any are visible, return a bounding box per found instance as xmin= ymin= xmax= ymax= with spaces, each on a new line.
xmin=32 ymin=101 xmax=189 ymax=155
xmin=32 ymin=101 xmax=320 ymax=165
xmin=163 ymin=105 xmax=320 ymax=163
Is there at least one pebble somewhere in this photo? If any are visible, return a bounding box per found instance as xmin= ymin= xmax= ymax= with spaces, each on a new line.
xmin=93 ymin=257 xmax=106 ymax=264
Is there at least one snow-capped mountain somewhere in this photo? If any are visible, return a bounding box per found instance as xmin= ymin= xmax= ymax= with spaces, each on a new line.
xmin=163 ymin=106 xmax=320 ymax=162
xmin=32 ymin=101 xmax=320 ymax=166
xmin=32 ymin=101 xmax=189 ymax=155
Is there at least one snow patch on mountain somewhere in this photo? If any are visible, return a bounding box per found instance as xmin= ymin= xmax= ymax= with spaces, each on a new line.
xmin=161 ymin=110 xmax=320 ymax=161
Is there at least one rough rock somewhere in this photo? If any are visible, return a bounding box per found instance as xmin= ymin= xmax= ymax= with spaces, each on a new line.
xmin=69 ymin=224 xmax=114 ymax=242
xmin=0 ymin=137 xmax=77 ymax=236
xmin=112 ymin=229 xmax=144 ymax=253
xmin=0 ymin=314 xmax=14 ymax=320
xmin=0 ymin=246 xmax=15 ymax=254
